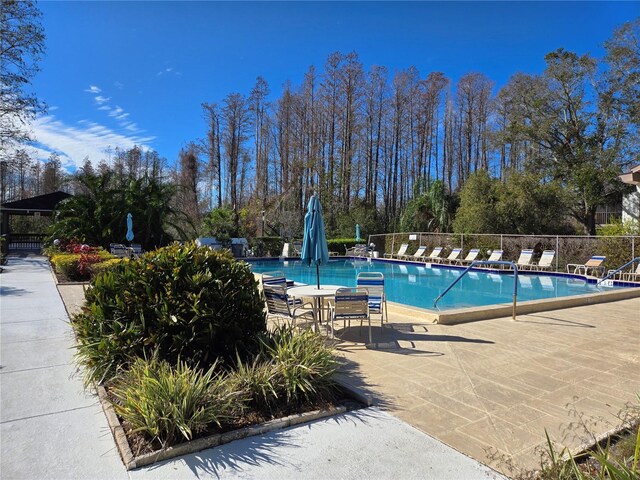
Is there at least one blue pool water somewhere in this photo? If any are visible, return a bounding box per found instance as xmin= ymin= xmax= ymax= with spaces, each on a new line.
xmin=248 ymin=258 xmax=627 ymax=311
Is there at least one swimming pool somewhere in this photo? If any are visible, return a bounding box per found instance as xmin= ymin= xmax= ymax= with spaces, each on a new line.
xmin=249 ymin=258 xmax=632 ymax=311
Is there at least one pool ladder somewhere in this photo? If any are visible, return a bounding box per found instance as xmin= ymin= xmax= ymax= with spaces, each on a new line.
xmin=433 ymin=261 xmax=519 ymax=320
xmin=597 ymin=256 xmax=640 ymax=286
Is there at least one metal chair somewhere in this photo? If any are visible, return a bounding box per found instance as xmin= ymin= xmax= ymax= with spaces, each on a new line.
xmin=329 ymin=287 xmax=371 ymax=343
xmin=261 ymin=271 xmax=301 ymax=306
xmin=356 ymin=272 xmax=388 ymax=325
xmin=263 ymin=284 xmax=316 ymax=330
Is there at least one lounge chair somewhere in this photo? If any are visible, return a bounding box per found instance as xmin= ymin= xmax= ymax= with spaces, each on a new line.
xmin=607 ymin=262 xmax=640 ymax=281
xmin=345 ymin=244 xmax=368 ymax=257
xmin=531 ymin=250 xmax=556 ymax=271
xmin=292 ymin=241 xmax=303 ymax=256
xmin=456 ymin=248 xmax=480 ymax=265
xmin=384 ymin=243 xmax=409 ymax=259
xmin=566 ymin=255 xmax=606 ymax=277
xmin=328 ymin=287 xmax=372 ymax=343
xmin=482 ymin=250 xmax=504 ymax=269
xmin=356 ymin=272 xmax=388 ymax=324
xmin=263 ymin=284 xmax=316 ymax=329
xmin=425 ymin=247 xmax=444 ymax=263
xmin=441 ymin=248 xmax=462 ymax=264
xmin=400 ymin=245 xmax=427 ymax=261
xmin=623 ymin=263 xmax=640 ymax=282
xmin=515 ymin=249 xmax=534 ymax=269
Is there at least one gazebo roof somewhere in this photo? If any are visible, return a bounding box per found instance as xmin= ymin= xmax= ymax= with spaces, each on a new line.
xmin=0 ymin=191 xmax=73 ymax=214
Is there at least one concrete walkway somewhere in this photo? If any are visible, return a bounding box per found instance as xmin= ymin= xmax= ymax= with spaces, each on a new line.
xmin=1 ymin=255 xmax=504 ymax=480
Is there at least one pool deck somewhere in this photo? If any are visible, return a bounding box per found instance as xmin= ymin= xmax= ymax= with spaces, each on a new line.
xmin=335 ymin=298 xmax=640 ymax=476
xmin=47 ymin=263 xmax=640 ymax=476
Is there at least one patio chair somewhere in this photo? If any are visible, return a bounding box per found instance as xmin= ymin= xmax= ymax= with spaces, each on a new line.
xmin=130 ymin=244 xmax=143 ymax=257
xmin=261 ymin=271 xmax=301 ymax=306
xmin=442 ymin=248 xmax=462 ymax=264
xmin=566 ymin=255 xmax=606 ymax=277
xmin=109 ymin=243 xmax=129 ymax=258
xmin=292 ymin=241 xmax=303 ymax=256
xmin=263 ymin=284 xmax=316 ymax=329
xmin=399 ymin=245 xmax=427 ymax=262
xmin=328 ymin=287 xmax=372 ymax=343
xmin=515 ymin=249 xmax=534 ymax=269
xmin=384 ymin=243 xmax=409 ymax=259
xmin=456 ymin=248 xmax=480 ymax=265
xmin=425 ymin=247 xmax=444 ymax=263
xmin=356 ymin=272 xmax=388 ymax=324
xmin=531 ymin=250 xmax=556 ymax=271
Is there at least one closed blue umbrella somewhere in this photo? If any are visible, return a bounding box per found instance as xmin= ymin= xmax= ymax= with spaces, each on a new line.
xmin=126 ymin=213 xmax=134 ymax=242
xmin=301 ymin=195 xmax=329 ymax=289
xmin=355 ymin=224 xmax=361 ymax=242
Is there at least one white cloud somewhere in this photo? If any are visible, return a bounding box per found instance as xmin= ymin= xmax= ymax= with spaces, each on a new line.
xmin=108 ymin=106 xmax=124 ymax=117
xmin=114 ymin=81 xmax=124 ymax=89
xmin=28 ymin=115 xmax=156 ymax=171
xmin=97 ymin=105 xmax=111 ymax=111
xmin=85 ymin=85 xmax=102 ymax=94
xmin=94 ymin=95 xmax=111 ymax=105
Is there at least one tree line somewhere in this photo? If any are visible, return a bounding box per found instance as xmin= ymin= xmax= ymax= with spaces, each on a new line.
xmin=2 ymin=1 xmax=638 ymax=239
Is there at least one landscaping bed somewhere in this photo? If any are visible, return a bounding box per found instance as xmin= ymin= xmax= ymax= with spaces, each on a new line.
xmin=66 ymin=243 xmax=359 ymax=468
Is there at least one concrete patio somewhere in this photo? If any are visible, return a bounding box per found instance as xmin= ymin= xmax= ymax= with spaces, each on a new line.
xmin=335 ymin=297 xmax=640 ymax=475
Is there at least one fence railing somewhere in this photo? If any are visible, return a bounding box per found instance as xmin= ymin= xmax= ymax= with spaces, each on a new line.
xmin=7 ymin=233 xmax=46 ymax=251
xmin=368 ymin=232 xmax=639 ymax=274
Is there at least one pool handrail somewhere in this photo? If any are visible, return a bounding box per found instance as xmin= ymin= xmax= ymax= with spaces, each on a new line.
xmin=597 ymin=257 xmax=640 ymax=285
xmin=433 ymin=260 xmax=519 ymax=320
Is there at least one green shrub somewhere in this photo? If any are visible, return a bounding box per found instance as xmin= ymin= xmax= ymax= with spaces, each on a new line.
xmin=90 ymin=258 xmax=127 ymax=276
xmin=110 ymin=357 xmax=245 ymax=446
xmin=51 ymin=250 xmax=114 ymax=280
xmin=596 ymin=221 xmax=640 ymax=272
xmin=230 ymin=355 xmax=279 ymax=412
xmin=0 ymin=236 xmax=7 ymax=255
xmin=262 ymin=326 xmax=338 ymax=405
xmin=73 ymin=243 xmax=267 ymax=384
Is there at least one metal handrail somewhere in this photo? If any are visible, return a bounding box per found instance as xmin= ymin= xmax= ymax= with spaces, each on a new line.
xmin=597 ymin=257 xmax=640 ymax=285
xmin=433 ymin=260 xmax=519 ymax=320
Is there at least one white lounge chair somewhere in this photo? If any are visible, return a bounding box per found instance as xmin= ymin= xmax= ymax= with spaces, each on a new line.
xmin=515 ymin=249 xmax=535 ymax=269
xmin=425 ymin=247 xmax=444 ymax=263
xmin=384 ymin=243 xmax=409 ymax=259
xmin=400 ymin=245 xmax=427 ymax=261
xmin=442 ymin=248 xmax=462 ymax=264
xmin=457 ymin=248 xmax=480 ymax=265
xmin=532 ymin=250 xmax=556 ymax=271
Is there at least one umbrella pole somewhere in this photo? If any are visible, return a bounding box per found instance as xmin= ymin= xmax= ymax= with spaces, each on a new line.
xmin=316 ymin=264 xmax=320 ymax=289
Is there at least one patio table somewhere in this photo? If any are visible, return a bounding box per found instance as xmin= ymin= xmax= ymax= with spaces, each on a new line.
xmin=287 ymin=284 xmax=343 ymax=328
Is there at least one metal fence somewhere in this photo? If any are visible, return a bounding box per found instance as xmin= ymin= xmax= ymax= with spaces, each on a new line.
xmin=368 ymin=232 xmax=639 ymax=274
xmin=7 ymin=233 xmax=46 ymax=251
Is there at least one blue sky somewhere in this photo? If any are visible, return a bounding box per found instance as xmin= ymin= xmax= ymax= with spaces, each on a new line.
xmin=30 ymin=1 xmax=638 ymax=171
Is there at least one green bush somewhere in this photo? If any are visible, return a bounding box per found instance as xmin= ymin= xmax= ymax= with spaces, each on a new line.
xmin=73 ymin=243 xmax=266 ymax=384
xmin=231 ymin=326 xmax=338 ymax=414
xmin=262 ymin=326 xmax=338 ymax=405
xmin=51 ymin=250 xmax=113 ymax=280
xmin=597 ymin=220 xmax=640 ymax=272
xmin=110 ymin=357 xmax=245 ymax=446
